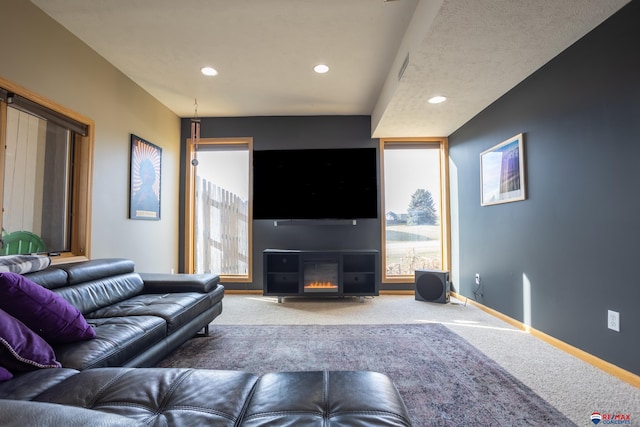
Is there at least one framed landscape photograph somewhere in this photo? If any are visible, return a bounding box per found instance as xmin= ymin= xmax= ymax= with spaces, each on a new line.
xmin=480 ymin=133 xmax=525 ymax=206
xmin=129 ymin=134 xmax=162 ymax=220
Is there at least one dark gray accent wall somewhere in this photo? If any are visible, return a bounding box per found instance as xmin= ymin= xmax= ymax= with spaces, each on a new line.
xmin=449 ymin=1 xmax=640 ymax=375
xmin=179 ymin=116 xmax=385 ymax=290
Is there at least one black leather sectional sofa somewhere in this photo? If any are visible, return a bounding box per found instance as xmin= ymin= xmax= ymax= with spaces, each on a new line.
xmin=23 ymin=258 xmax=224 ymax=370
xmin=0 ymin=257 xmax=412 ymax=426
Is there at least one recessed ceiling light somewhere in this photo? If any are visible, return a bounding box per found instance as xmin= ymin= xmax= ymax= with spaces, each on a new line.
xmin=201 ymin=67 xmax=218 ymax=76
xmin=428 ymin=95 xmax=447 ymax=104
xmin=314 ymin=64 xmax=329 ymax=74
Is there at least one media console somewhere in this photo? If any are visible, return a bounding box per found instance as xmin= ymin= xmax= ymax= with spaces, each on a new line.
xmin=263 ymin=249 xmax=379 ymax=303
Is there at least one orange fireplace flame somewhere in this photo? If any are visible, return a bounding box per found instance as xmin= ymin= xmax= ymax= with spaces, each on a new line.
xmin=305 ymin=281 xmax=338 ymax=289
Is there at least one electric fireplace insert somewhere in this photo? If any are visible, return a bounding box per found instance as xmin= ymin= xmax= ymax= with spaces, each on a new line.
xmin=303 ymin=259 xmax=339 ymax=293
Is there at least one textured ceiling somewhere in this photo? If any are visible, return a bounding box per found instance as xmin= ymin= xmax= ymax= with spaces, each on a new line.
xmin=31 ymin=0 xmax=629 ymax=137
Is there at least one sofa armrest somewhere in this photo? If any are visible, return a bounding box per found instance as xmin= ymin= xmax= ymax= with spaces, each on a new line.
xmin=139 ymin=273 xmax=220 ymax=293
xmin=0 ymin=399 xmax=143 ymax=426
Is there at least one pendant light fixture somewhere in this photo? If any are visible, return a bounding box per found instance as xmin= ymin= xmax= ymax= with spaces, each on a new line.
xmin=191 ymin=99 xmax=200 ymax=167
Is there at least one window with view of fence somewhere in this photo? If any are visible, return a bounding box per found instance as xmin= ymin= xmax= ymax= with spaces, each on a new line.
xmin=195 ymin=176 xmax=249 ymax=275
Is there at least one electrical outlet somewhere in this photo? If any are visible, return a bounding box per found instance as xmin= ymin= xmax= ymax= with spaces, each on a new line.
xmin=607 ymin=310 xmax=620 ymax=332
xmin=475 ymin=274 xmax=480 ymax=285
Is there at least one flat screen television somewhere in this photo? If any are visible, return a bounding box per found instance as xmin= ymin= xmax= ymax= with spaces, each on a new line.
xmin=253 ymin=147 xmax=378 ymax=220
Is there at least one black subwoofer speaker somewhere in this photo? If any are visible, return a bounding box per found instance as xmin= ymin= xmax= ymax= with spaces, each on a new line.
xmin=415 ymin=270 xmax=450 ymax=303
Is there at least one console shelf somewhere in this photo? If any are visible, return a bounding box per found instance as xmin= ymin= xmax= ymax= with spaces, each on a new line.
xmin=263 ymin=249 xmax=379 ymax=303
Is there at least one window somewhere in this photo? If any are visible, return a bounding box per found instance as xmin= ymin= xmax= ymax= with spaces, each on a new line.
xmin=380 ymin=138 xmax=449 ymax=282
xmin=185 ymin=138 xmax=252 ymax=282
xmin=0 ymin=78 xmax=93 ymax=261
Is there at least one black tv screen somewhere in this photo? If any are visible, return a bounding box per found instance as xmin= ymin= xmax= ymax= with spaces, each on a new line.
xmin=253 ymin=147 xmax=378 ymax=220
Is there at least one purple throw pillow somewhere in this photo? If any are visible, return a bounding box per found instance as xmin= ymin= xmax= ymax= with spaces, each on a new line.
xmin=0 ymin=308 xmax=61 ymax=372
xmin=0 ymin=272 xmax=95 ymax=343
xmin=0 ymin=366 xmax=13 ymax=381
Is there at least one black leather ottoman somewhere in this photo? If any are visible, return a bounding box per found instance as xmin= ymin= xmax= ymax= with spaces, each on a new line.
xmin=242 ymin=370 xmax=412 ymax=426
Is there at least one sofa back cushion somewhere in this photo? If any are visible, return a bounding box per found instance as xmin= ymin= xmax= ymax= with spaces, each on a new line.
xmin=63 ymin=259 xmax=136 ymax=285
xmin=25 ymin=259 xmax=143 ymax=315
xmin=24 ymin=267 xmax=69 ymax=290
xmin=25 ymin=258 xmax=136 ymax=291
xmin=54 ymin=273 xmax=144 ymax=315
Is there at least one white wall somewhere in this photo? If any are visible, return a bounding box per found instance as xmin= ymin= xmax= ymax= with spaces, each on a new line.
xmin=1 ymin=0 xmax=181 ymax=272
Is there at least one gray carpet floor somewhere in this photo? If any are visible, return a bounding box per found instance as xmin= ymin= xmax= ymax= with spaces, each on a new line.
xmin=213 ymin=294 xmax=640 ymax=426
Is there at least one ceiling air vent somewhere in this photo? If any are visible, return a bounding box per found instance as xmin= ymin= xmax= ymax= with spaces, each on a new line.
xmin=398 ymin=53 xmax=409 ymax=81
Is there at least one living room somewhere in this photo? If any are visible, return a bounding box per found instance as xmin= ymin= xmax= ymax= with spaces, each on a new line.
xmin=1 ymin=0 xmax=639 ymax=423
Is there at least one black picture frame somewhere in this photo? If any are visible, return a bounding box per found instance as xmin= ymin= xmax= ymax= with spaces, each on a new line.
xmin=129 ymin=134 xmax=161 ymax=220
